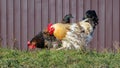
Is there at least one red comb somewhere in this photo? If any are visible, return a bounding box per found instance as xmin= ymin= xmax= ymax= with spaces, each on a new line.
xmin=47 ymin=23 xmax=55 ymax=35
xmin=47 ymin=23 xmax=53 ymax=31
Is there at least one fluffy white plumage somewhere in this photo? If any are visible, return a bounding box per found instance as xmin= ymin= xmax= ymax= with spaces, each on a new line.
xmin=57 ymin=10 xmax=98 ymax=50
xmin=57 ymin=19 xmax=94 ymax=50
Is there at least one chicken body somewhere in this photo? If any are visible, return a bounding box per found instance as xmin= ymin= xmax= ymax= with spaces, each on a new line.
xmin=28 ymin=32 xmax=46 ymax=49
xmin=57 ymin=19 xmax=93 ymax=50
xmin=57 ymin=10 xmax=99 ymax=50
xmin=51 ymin=23 xmax=70 ymax=40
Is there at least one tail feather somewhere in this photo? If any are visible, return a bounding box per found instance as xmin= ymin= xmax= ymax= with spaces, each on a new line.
xmin=83 ymin=10 xmax=99 ymax=29
xmin=83 ymin=10 xmax=98 ymax=24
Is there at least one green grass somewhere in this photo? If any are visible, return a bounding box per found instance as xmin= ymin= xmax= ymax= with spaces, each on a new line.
xmin=0 ymin=48 xmax=120 ymax=68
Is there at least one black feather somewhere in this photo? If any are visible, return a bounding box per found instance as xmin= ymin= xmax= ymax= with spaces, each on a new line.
xmin=83 ymin=10 xmax=99 ymax=29
xmin=30 ymin=31 xmax=45 ymax=48
xmin=30 ymin=31 xmax=56 ymax=49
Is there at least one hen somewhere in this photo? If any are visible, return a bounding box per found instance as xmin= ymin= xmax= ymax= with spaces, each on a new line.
xmin=27 ymin=31 xmax=55 ymax=49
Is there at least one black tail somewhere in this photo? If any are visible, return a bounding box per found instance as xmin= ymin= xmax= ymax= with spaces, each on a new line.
xmin=62 ymin=14 xmax=74 ymax=23
xmin=83 ymin=10 xmax=98 ymax=25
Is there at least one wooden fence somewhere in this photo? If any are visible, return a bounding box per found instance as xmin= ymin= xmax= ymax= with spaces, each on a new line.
xmin=0 ymin=0 xmax=119 ymax=51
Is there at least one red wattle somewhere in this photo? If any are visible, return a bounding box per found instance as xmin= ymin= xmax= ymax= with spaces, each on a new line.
xmin=28 ymin=45 xmax=36 ymax=49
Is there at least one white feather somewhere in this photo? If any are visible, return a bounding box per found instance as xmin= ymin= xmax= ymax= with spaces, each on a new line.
xmin=57 ymin=19 xmax=94 ymax=50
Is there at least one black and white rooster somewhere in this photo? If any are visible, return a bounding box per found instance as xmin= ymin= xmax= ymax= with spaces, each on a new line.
xmin=57 ymin=10 xmax=99 ymax=50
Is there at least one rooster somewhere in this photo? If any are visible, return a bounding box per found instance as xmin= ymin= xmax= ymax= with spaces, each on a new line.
xmin=28 ymin=14 xmax=73 ymax=49
xmin=48 ymin=14 xmax=73 ymax=40
xmin=57 ymin=10 xmax=99 ymax=50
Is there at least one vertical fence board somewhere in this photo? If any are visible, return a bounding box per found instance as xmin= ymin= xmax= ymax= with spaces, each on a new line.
xmin=21 ymin=0 xmax=28 ymax=50
xmin=35 ymin=0 xmax=42 ymax=34
xmin=0 ymin=0 xmax=7 ymax=48
xmin=49 ymin=0 xmax=56 ymax=23
xmin=113 ymin=0 xmax=119 ymax=42
xmin=27 ymin=0 xmax=35 ymax=40
xmin=70 ymin=0 xmax=77 ymax=22
xmin=77 ymin=0 xmax=83 ymax=21
xmin=98 ymin=0 xmax=105 ymax=51
xmin=56 ymin=0 xmax=63 ymax=22
xmin=7 ymin=0 xmax=14 ymax=48
xmin=84 ymin=0 xmax=91 ymax=12
xmin=63 ymin=0 xmax=70 ymax=17
xmin=14 ymin=0 xmax=21 ymax=49
xmin=105 ymin=0 xmax=113 ymax=51
xmin=41 ymin=0 xmax=48 ymax=29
